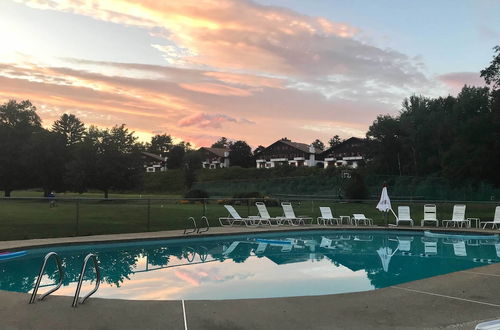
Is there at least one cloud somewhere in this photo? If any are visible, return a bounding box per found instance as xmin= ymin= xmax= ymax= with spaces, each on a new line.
xmin=437 ymin=72 xmax=486 ymax=94
xmin=3 ymin=1 xmax=440 ymax=147
xmin=179 ymin=83 xmax=253 ymax=96
xmin=16 ymin=0 xmax=427 ymax=88
xmin=178 ymin=112 xmax=253 ymax=128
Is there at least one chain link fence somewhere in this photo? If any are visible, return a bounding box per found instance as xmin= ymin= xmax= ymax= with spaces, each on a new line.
xmin=1 ymin=197 xmax=499 ymax=241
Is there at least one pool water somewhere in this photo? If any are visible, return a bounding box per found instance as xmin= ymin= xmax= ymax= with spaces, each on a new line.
xmin=1 ymin=230 xmax=499 ymax=300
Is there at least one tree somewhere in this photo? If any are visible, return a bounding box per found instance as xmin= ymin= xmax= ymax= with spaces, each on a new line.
xmin=29 ymin=130 xmax=68 ymax=196
xmin=167 ymin=145 xmax=186 ymax=169
xmin=74 ymin=124 xmax=142 ymax=198
xmin=211 ymin=137 xmax=230 ymax=148
xmin=0 ymin=100 xmax=42 ymax=196
xmin=51 ymin=114 xmax=85 ymax=146
xmin=481 ymin=45 xmax=500 ymax=90
xmin=366 ymin=115 xmax=403 ymax=175
xmin=311 ymin=139 xmax=325 ymax=151
xmin=229 ymin=140 xmax=254 ymax=167
xmin=344 ymin=171 xmax=369 ymax=199
xmin=328 ymin=135 xmax=342 ymax=148
xmin=148 ymin=134 xmax=172 ymax=156
xmin=184 ymin=150 xmax=203 ymax=170
xmin=253 ymin=145 xmax=266 ymax=156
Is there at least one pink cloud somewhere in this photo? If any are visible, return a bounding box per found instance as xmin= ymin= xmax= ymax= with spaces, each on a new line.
xmin=179 ymin=83 xmax=253 ymax=96
xmin=178 ymin=112 xmax=253 ymax=128
xmin=437 ymin=72 xmax=486 ymax=94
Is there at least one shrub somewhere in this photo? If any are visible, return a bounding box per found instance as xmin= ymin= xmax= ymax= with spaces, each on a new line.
xmin=184 ymin=189 xmax=210 ymax=200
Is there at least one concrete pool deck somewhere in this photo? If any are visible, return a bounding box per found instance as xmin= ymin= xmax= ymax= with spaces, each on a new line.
xmin=2 ymin=225 xmax=500 ymax=329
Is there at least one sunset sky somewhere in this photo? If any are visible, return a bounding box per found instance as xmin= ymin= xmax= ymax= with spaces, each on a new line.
xmin=1 ymin=0 xmax=499 ymax=148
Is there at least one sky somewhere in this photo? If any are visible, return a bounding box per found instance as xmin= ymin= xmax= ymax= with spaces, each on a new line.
xmin=0 ymin=0 xmax=498 ymax=148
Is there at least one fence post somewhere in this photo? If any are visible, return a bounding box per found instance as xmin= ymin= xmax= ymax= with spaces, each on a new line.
xmin=247 ymin=199 xmax=250 ymax=217
xmin=75 ymin=199 xmax=80 ymax=236
xmin=146 ymin=199 xmax=151 ymax=232
xmin=203 ymin=199 xmax=207 ymax=217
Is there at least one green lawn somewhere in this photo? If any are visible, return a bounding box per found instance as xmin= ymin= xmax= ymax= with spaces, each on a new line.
xmin=0 ymin=195 xmax=498 ymax=241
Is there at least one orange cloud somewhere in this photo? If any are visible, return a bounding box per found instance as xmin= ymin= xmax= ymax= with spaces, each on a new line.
xmin=3 ymin=1 xmax=434 ymax=147
xmin=179 ymin=83 xmax=253 ymax=96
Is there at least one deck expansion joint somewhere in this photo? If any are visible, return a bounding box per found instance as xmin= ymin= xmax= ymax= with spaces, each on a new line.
xmin=392 ymin=286 xmax=500 ymax=308
xmin=182 ymin=299 xmax=188 ymax=330
xmin=462 ymin=271 xmax=500 ymax=277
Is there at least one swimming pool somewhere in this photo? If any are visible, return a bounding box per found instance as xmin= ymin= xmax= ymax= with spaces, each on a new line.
xmin=1 ymin=230 xmax=499 ymax=300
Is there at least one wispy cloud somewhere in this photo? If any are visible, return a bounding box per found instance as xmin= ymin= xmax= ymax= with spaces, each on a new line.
xmin=2 ymin=0 xmax=452 ymax=147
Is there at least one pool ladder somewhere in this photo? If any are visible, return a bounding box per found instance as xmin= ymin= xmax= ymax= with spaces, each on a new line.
xmin=29 ymin=252 xmax=64 ymax=304
xmin=29 ymin=252 xmax=101 ymax=307
xmin=184 ymin=216 xmax=210 ymax=235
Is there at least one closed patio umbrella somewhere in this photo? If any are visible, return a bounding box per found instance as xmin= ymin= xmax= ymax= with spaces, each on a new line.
xmin=376 ymin=246 xmax=396 ymax=272
xmin=376 ymin=185 xmax=391 ymax=212
xmin=376 ymin=185 xmax=396 ymax=226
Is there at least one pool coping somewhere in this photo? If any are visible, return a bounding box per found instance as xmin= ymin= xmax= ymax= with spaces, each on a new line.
xmin=3 ymin=226 xmax=500 ymax=329
xmin=1 ymin=224 xmax=499 ymax=252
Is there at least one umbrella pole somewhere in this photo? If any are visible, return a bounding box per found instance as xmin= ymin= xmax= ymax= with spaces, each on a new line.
xmin=384 ymin=211 xmax=388 ymax=227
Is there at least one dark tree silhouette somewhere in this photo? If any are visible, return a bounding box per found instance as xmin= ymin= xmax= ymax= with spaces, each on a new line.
xmin=52 ymin=113 xmax=85 ymax=146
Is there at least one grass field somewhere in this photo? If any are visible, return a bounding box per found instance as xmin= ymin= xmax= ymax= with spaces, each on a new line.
xmin=1 ymin=194 xmax=499 ymax=241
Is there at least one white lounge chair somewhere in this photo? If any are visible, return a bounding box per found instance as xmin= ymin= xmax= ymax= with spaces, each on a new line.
xmin=255 ymin=202 xmax=281 ymax=226
xmin=219 ymin=205 xmax=257 ymax=227
xmin=255 ymin=242 xmax=267 ymax=254
xmin=453 ymin=240 xmax=467 ymax=256
xmin=222 ymin=241 xmax=239 ymax=255
xmin=351 ymin=214 xmax=373 ymax=226
xmin=421 ymin=204 xmax=439 ymax=227
xmin=443 ymin=205 xmax=469 ymax=228
xmin=397 ymin=236 xmax=413 ymax=252
xmin=396 ymin=206 xmax=414 ymax=226
xmin=320 ymin=236 xmax=334 ymax=249
xmin=495 ymin=243 xmax=500 ymax=258
xmin=421 ymin=237 xmax=438 ymax=256
xmin=280 ymin=202 xmax=312 ymax=226
xmin=480 ymin=206 xmax=500 ymax=229
xmin=317 ymin=207 xmax=341 ymax=225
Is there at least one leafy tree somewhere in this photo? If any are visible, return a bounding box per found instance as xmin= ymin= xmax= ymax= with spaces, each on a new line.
xmin=311 ymin=139 xmax=325 ymax=151
xmin=253 ymin=145 xmax=266 ymax=156
xmin=51 ymin=113 xmax=85 ymax=146
xmin=328 ymin=135 xmax=342 ymax=148
xmin=344 ymin=172 xmax=369 ymax=199
xmin=65 ymin=135 xmax=98 ymax=194
xmin=167 ymin=145 xmax=186 ymax=169
xmin=29 ymin=130 xmax=68 ymax=196
xmin=184 ymin=150 xmax=203 ymax=170
xmin=0 ymin=100 xmax=42 ymax=196
xmin=0 ymin=100 xmax=41 ymax=128
xmin=177 ymin=141 xmax=192 ymax=151
xmin=211 ymin=137 xmax=230 ymax=148
xmin=229 ymin=140 xmax=254 ymax=167
xmin=481 ymin=45 xmax=500 ymax=90
xmin=73 ymin=124 xmax=142 ymax=198
xmin=366 ymin=115 xmax=403 ymax=175
xmin=184 ymin=166 xmax=197 ymax=190
xmin=148 ymin=134 xmax=172 ymax=156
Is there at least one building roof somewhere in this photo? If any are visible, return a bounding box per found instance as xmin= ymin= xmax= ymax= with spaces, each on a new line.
xmin=141 ymin=151 xmax=165 ymax=162
xmin=199 ymin=147 xmax=229 ymax=158
xmin=278 ymin=139 xmax=322 ymax=154
xmin=321 ymin=137 xmax=365 ymax=156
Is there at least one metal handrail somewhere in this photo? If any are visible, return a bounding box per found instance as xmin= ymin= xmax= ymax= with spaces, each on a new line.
xmin=184 ymin=217 xmax=197 ymax=234
xmin=29 ymin=252 xmax=64 ymax=304
xmin=72 ymin=253 xmax=100 ymax=307
xmin=197 ymin=216 xmax=210 ymax=233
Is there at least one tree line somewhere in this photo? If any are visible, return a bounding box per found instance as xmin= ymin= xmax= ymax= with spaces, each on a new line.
xmin=1 ymin=46 xmax=498 ymax=197
xmin=365 ymin=46 xmax=500 ymax=188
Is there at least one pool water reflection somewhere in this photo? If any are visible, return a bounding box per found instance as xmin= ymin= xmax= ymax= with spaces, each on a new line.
xmin=1 ymin=230 xmax=499 ymax=300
